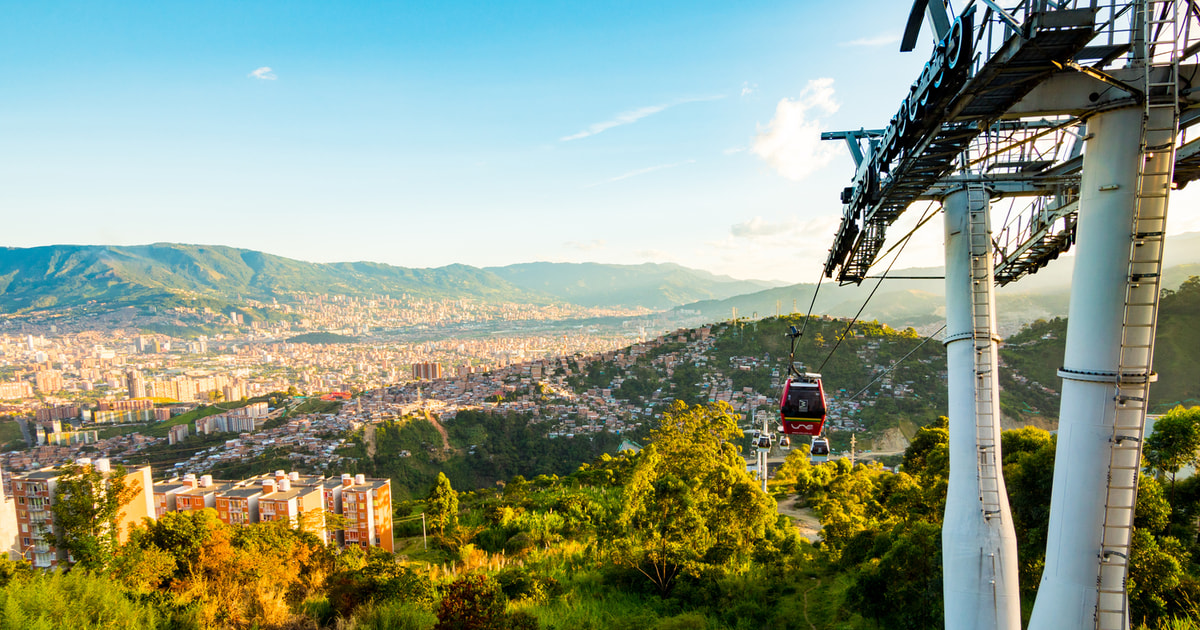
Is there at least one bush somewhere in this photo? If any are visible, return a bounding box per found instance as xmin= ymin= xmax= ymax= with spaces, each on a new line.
xmin=494 ymin=567 xmax=560 ymax=603
xmin=434 ymin=574 xmax=507 ymax=630
xmin=0 ymin=570 xmax=162 ymax=629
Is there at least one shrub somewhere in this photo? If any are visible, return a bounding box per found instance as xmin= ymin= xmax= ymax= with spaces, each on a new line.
xmin=434 ymin=574 xmax=507 ymax=630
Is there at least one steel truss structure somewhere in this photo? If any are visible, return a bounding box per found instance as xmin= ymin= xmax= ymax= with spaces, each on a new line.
xmin=824 ymin=0 xmax=1200 ymax=286
xmin=818 ymin=2 xmax=1200 ymax=630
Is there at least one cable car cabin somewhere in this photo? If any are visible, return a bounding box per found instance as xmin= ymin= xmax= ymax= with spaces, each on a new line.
xmin=810 ymin=437 xmax=830 ymax=464
xmin=779 ymin=373 xmax=827 ymax=436
xmin=755 ymin=435 xmax=772 ymax=451
xmin=779 ymin=435 xmax=791 ymax=449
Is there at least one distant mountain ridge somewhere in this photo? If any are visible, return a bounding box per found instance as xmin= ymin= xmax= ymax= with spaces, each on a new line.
xmin=486 ymin=261 xmax=782 ymax=310
xmin=677 ymin=232 xmax=1200 ymax=336
xmin=0 ymin=244 xmax=779 ymax=314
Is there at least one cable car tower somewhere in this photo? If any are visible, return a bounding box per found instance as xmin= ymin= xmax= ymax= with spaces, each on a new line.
xmin=819 ymin=1 xmax=1199 ymax=629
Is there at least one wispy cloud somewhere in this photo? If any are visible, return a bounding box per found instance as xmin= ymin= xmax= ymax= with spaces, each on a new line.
xmin=741 ymin=82 xmax=758 ymax=97
xmin=585 ymin=160 xmax=696 ymax=188
xmin=723 ymin=146 xmax=747 ymax=155
xmin=752 ymin=78 xmax=840 ymax=181
xmin=248 ymin=66 xmax=277 ymax=80
xmin=635 ymin=249 xmax=676 ymax=262
xmin=564 ymin=239 xmax=606 ymax=251
xmin=699 ymin=214 xmax=843 ymax=280
xmin=561 ymin=95 xmax=724 ymax=141
xmin=839 ymin=34 xmax=900 ymax=47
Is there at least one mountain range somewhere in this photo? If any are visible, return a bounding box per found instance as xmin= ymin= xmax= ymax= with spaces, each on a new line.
xmin=2 ymin=235 xmax=1198 ymax=333
xmin=0 ymin=244 xmax=782 ymax=314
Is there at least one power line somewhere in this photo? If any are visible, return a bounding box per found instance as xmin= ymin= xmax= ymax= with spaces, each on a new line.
xmin=845 ymin=325 xmax=946 ymax=402
xmin=817 ymin=202 xmax=939 ymax=373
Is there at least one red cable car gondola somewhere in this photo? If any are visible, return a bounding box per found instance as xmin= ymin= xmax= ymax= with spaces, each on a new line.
xmin=779 ymin=372 xmax=827 ymax=436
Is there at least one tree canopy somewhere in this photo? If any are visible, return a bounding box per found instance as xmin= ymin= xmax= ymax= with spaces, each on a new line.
xmin=50 ymin=462 xmax=139 ymax=571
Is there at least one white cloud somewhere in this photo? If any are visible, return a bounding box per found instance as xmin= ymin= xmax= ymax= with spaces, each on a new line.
xmin=696 ymin=214 xmax=844 ymax=282
xmin=635 ymin=249 xmax=676 ymax=262
xmin=561 ymin=95 xmax=724 ymax=141
xmin=752 ymin=78 xmax=841 ymax=181
xmin=723 ymin=146 xmax=747 ymax=155
xmin=248 ymin=67 xmax=277 ymax=80
xmin=839 ymin=34 xmax=900 ymax=47
xmin=728 ymin=215 xmax=840 ymax=243
xmin=741 ymin=82 xmax=758 ymax=97
xmin=731 ymin=217 xmax=796 ymax=238
xmin=564 ymin=239 xmax=606 ymax=251
xmin=585 ymin=160 xmax=696 ymax=188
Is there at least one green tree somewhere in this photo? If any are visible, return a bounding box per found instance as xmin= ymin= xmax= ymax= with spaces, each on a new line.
xmin=847 ymin=521 xmax=944 ymax=630
xmin=427 ymin=472 xmax=459 ymax=535
xmin=50 ymin=462 xmax=139 ymax=571
xmin=125 ymin=507 xmax=226 ymax=579
xmin=1145 ymin=405 xmax=1200 ymax=502
xmin=606 ymin=401 xmax=776 ymax=595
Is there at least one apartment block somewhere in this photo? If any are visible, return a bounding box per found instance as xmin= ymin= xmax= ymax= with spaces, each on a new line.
xmin=152 ymin=477 xmax=190 ymax=518
xmin=338 ymin=473 xmax=393 ymax=552
xmin=0 ymin=381 xmax=33 ymax=400
xmin=10 ymin=459 xmax=153 ymax=568
xmin=173 ymin=474 xmax=231 ymax=511
xmin=35 ymin=405 xmax=81 ymax=422
xmin=216 ymin=486 xmax=262 ymax=526
xmin=411 ymin=362 xmax=443 ymax=380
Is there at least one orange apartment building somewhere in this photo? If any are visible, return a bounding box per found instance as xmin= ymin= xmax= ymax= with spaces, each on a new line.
xmin=173 ymin=474 xmax=232 ymax=512
xmin=339 ymin=473 xmax=393 ymax=552
xmin=256 ymin=478 xmax=322 ymax=527
xmin=215 ymin=486 xmax=261 ymax=525
xmin=10 ymin=458 xmax=153 ymax=568
xmin=16 ymin=467 xmax=393 ymax=561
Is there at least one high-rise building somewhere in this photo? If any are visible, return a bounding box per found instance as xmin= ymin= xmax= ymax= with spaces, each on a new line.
xmin=126 ymin=370 xmax=146 ymax=399
xmin=411 ymin=362 xmax=443 ymax=380
xmin=33 ymin=370 xmax=63 ymax=394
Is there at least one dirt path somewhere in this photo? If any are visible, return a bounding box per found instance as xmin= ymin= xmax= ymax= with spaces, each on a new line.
xmin=777 ymin=494 xmax=822 ymax=542
xmin=802 ymin=583 xmax=819 ymax=630
xmin=364 ymin=423 xmax=377 ymax=459
xmin=423 ymin=410 xmax=451 ymax=451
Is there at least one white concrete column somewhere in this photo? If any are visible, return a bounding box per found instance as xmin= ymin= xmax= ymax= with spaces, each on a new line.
xmin=1028 ymin=106 xmax=1146 ymax=630
xmin=942 ymin=187 xmax=1021 ymax=630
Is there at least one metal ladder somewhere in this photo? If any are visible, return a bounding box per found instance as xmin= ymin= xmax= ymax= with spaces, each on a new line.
xmin=1095 ymin=2 xmax=1181 ymax=628
xmin=967 ymin=184 xmax=1004 ymax=522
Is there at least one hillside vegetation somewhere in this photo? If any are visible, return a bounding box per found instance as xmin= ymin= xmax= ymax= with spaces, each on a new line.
xmin=6 ymin=402 xmax=1199 ymax=630
xmin=1001 ymin=276 xmax=1200 ymax=419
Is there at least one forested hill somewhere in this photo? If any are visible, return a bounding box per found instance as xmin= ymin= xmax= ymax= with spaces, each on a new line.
xmin=1000 ymin=275 xmax=1200 ymax=419
xmin=0 ymin=244 xmax=779 ymax=314
xmin=0 ymin=244 xmax=556 ymax=313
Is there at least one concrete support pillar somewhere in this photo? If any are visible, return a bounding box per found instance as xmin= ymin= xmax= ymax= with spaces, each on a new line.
xmin=1028 ymin=106 xmax=1146 ymax=630
xmin=942 ymin=187 xmax=1021 ymax=630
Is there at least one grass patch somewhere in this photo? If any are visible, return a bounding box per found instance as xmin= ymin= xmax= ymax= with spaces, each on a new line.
xmin=142 ymin=400 xmax=252 ymax=438
xmin=97 ymin=424 xmax=149 ymax=440
xmin=288 ymin=398 xmax=343 ymax=416
xmin=0 ymin=419 xmax=24 ymax=447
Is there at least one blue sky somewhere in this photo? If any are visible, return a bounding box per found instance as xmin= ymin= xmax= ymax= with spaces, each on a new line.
xmin=4 ymin=1 xmax=1198 ymax=282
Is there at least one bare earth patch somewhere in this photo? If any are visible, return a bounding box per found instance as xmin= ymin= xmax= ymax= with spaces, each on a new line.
xmin=777 ymin=494 xmax=821 ymax=542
